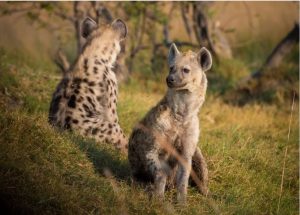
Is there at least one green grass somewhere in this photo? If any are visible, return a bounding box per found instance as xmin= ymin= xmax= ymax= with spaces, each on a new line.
xmin=0 ymin=48 xmax=298 ymax=214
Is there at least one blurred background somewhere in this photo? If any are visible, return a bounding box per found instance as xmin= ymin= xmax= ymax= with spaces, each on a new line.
xmin=0 ymin=1 xmax=298 ymax=104
xmin=0 ymin=2 xmax=299 ymax=214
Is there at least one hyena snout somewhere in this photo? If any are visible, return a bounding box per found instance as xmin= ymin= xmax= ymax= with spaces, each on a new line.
xmin=166 ymin=74 xmax=175 ymax=88
xmin=166 ymin=74 xmax=186 ymax=89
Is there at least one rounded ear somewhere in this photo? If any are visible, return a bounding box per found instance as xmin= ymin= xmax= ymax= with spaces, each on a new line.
xmin=197 ymin=47 xmax=212 ymax=72
xmin=82 ymin=17 xmax=97 ymax=38
xmin=111 ymin=19 xmax=127 ymax=39
xmin=168 ymin=43 xmax=180 ymax=66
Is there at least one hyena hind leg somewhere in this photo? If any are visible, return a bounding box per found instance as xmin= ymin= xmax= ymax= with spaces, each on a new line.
xmin=190 ymin=147 xmax=209 ymax=195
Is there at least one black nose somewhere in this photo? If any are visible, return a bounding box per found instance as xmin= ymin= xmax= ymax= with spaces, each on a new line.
xmin=166 ymin=76 xmax=175 ymax=84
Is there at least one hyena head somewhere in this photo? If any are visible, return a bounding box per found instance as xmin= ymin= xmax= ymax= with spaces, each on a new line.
xmin=81 ymin=17 xmax=127 ymax=58
xmin=166 ymin=43 xmax=212 ymax=92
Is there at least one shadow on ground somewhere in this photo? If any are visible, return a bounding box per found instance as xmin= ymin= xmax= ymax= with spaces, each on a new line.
xmin=71 ymin=136 xmax=131 ymax=182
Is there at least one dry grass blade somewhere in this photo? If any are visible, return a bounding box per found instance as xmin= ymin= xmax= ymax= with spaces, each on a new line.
xmin=276 ymin=92 xmax=296 ymax=214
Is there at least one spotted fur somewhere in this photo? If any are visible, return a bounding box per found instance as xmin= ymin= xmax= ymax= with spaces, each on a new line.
xmin=128 ymin=43 xmax=212 ymax=203
xmin=49 ymin=18 xmax=128 ymax=152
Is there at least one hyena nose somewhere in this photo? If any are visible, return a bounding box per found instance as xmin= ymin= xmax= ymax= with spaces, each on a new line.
xmin=166 ymin=76 xmax=175 ymax=84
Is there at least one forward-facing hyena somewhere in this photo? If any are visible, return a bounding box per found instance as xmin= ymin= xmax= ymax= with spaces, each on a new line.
xmin=128 ymin=43 xmax=212 ymax=203
xmin=49 ymin=17 xmax=128 ymax=152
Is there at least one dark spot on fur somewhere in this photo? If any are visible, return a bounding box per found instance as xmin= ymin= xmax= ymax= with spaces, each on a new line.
xmin=101 ymin=129 xmax=107 ymax=133
xmin=83 ymin=119 xmax=90 ymax=123
xmin=83 ymin=104 xmax=93 ymax=117
xmin=88 ymin=81 xmax=95 ymax=87
xmin=87 ymin=96 xmax=95 ymax=109
xmin=101 ymin=59 xmax=105 ymax=64
xmin=73 ymin=78 xmax=82 ymax=84
xmin=78 ymin=97 xmax=83 ymax=103
xmin=95 ymin=59 xmax=102 ymax=65
xmin=74 ymin=89 xmax=80 ymax=94
xmin=108 ymin=130 xmax=112 ymax=135
xmin=92 ymin=128 xmax=99 ymax=135
xmin=99 ymin=82 xmax=103 ymax=87
xmin=73 ymin=119 xmax=79 ymax=124
xmin=68 ymin=95 xmax=76 ymax=108
xmin=103 ymin=73 xmax=107 ymax=80
xmin=89 ymin=88 xmax=95 ymax=94
xmin=64 ymin=116 xmax=71 ymax=129
xmin=84 ymin=58 xmax=88 ymax=74
xmin=108 ymin=124 xmax=113 ymax=129
xmin=112 ymin=109 xmax=115 ymax=114
xmin=93 ymin=67 xmax=98 ymax=74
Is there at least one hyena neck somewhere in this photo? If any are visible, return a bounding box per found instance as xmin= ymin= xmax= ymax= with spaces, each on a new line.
xmin=75 ymin=39 xmax=120 ymax=77
xmin=166 ymin=75 xmax=207 ymax=120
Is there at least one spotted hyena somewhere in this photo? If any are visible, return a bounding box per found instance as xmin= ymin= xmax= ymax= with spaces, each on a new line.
xmin=128 ymin=43 xmax=212 ymax=203
xmin=49 ymin=17 xmax=128 ymax=152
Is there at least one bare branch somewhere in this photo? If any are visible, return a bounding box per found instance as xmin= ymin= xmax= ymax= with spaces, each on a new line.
xmin=54 ymin=49 xmax=70 ymax=74
xmin=180 ymin=2 xmax=193 ymax=41
xmin=163 ymin=2 xmax=176 ymax=44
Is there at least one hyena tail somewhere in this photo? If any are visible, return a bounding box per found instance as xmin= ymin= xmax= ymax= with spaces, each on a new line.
xmin=191 ymin=147 xmax=209 ymax=196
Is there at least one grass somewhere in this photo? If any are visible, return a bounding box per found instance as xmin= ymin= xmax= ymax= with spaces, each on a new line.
xmin=0 ymin=47 xmax=299 ymax=214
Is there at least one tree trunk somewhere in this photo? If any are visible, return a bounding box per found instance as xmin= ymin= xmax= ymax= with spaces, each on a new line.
xmin=192 ymin=2 xmax=218 ymax=60
xmin=252 ymin=23 xmax=299 ymax=79
xmin=229 ymin=23 xmax=299 ymax=105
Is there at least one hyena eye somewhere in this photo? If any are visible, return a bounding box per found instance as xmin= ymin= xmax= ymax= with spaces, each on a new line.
xmin=183 ymin=68 xmax=190 ymax=74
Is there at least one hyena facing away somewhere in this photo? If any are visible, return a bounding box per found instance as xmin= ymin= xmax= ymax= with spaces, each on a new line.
xmin=128 ymin=43 xmax=212 ymax=203
xmin=49 ymin=17 xmax=128 ymax=152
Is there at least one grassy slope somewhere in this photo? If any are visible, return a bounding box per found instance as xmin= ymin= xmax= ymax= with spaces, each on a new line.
xmin=0 ymin=48 xmax=298 ymax=215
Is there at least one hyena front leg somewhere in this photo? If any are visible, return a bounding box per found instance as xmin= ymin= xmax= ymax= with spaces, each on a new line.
xmin=176 ymin=153 xmax=193 ymax=203
xmin=147 ymin=154 xmax=167 ymax=199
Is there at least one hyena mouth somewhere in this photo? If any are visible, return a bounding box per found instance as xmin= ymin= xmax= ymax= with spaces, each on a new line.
xmin=168 ymin=82 xmax=187 ymax=89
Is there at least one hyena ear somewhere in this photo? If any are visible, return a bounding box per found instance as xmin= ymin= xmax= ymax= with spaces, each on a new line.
xmin=82 ymin=17 xmax=97 ymax=38
xmin=168 ymin=43 xmax=180 ymax=66
xmin=197 ymin=47 xmax=212 ymax=72
xmin=111 ymin=19 xmax=127 ymax=39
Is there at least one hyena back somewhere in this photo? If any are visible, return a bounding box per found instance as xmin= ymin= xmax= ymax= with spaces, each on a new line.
xmin=49 ymin=17 xmax=128 ymax=152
